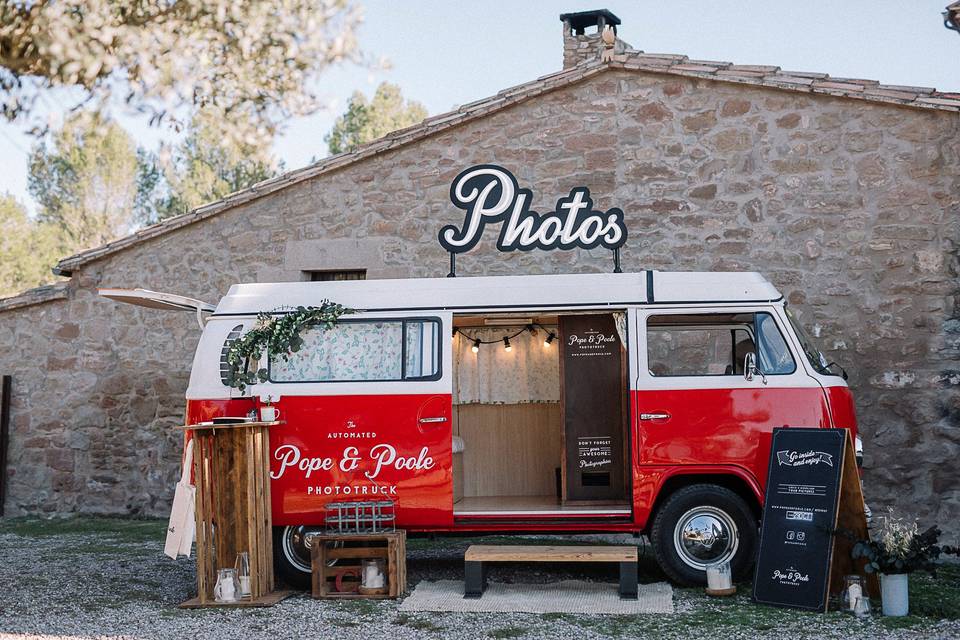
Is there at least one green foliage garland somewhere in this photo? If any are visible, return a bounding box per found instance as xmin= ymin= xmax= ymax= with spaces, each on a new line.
xmin=225 ymin=300 xmax=352 ymax=393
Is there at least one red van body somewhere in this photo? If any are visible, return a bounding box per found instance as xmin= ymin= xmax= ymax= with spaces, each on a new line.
xmin=106 ymin=271 xmax=859 ymax=586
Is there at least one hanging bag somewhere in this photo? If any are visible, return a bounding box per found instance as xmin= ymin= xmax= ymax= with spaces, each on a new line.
xmin=164 ymin=438 xmax=196 ymax=559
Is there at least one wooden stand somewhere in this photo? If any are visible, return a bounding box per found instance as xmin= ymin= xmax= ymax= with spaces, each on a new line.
xmin=178 ymin=421 xmax=292 ymax=608
xmin=311 ymin=531 xmax=407 ymax=599
xmin=827 ymin=430 xmax=879 ymax=601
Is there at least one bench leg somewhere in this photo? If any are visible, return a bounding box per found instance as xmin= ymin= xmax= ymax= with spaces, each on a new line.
xmin=464 ymin=561 xmax=486 ymax=599
xmin=619 ymin=561 xmax=638 ymax=600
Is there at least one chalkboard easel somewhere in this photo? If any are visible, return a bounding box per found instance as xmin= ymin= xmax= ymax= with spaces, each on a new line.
xmin=753 ymin=427 xmax=877 ymax=612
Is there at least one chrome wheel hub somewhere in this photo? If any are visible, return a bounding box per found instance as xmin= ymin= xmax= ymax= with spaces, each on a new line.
xmin=281 ymin=525 xmax=312 ymax=573
xmin=673 ymin=506 xmax=739 ymax=570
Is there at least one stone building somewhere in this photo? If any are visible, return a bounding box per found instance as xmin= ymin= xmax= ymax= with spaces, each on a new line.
xmin=0 ymin=10 xmax=958 ymax=532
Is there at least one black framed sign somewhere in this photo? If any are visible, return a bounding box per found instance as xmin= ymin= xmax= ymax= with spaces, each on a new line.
xmin=438 ymin=165 xmax=627 ymax=275
xmin=753 ymin=427 xmax=846 ymax=611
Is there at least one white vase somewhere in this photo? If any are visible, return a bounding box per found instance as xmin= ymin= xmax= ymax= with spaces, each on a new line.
xmin=880 ymin=573 xmax=909 ymax=616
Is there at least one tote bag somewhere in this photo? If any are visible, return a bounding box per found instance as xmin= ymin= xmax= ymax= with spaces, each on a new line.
xmin=164 ymin=438 xmax=196 ymax=559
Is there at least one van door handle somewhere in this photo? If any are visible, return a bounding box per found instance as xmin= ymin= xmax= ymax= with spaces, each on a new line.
xmin=418 ymin=416 xmax=448 ymax=424
xmin=640 ymin=413 xmax=671 ymax=421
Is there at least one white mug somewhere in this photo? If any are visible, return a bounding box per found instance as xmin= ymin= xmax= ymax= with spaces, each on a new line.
xmin=260 ymin=406 xmax=279 ymax=422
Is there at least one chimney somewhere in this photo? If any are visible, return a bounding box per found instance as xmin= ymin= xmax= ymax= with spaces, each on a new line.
xmin=560 ymin=9 xmax=630 ymax=69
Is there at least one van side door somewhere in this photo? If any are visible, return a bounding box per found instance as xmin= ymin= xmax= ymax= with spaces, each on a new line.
xmin=261 ymin=312 xmax=454 ymax=529
xmin=633 ymin=308 xmax=830 ymax=498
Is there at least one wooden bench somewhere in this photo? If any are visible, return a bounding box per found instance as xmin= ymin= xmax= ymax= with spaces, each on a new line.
xmin=463 ymin=544 xmax=638 ymax=600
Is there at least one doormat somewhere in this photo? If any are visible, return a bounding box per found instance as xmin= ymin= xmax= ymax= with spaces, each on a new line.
xmin=399 ymin=580 xmax=674 ymax=614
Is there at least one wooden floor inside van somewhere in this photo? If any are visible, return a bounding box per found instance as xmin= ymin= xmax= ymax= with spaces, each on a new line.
xmin=453 ymin=495 xmax=631 ymax=516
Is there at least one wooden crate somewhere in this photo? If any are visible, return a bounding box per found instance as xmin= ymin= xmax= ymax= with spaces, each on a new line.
xmin=310 ymin=531 xmax=407 ymax=599
xmin=180 ymin=421 xmax=291 ymax=608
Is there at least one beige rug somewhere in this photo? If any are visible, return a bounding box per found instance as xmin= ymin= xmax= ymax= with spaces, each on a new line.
xmin=399 ymin=580 xmax=674 ymax=614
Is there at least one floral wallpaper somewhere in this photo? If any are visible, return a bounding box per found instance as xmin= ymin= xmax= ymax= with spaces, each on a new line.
xmin=271 ymin=321 xmax=404 ymax=381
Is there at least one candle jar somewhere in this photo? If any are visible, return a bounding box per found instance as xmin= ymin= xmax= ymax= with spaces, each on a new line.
xmin=235 ymin=551 xmax=252 ymax=598
xmin=705 ymin=560 xmax=734 ymax=595
xmin=842 ymin=575 xmax=865 ymax=613
xmin=213 ymin=568 xmax=241 ymax=603
xmin=362 ymin=558 xmax=385 ymax=588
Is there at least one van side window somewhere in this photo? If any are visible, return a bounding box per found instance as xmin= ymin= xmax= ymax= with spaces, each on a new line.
xmin=646 ymin=313 xmax=795 ymax=377
xmin=219 ymin=324 xmax=245 ymax=386
xmin=269 ymin=319 xmax=440 ymax=383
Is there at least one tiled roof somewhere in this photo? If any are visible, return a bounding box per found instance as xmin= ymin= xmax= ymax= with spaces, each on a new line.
xmin=53 ymin=52 xmax=959 ymax=275
xmin=0 ymin=282 xmax=69 ymax=312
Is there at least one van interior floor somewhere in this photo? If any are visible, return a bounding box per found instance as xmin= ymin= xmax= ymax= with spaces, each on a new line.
xmin=453 ymin=495 xmax=631 ymax=516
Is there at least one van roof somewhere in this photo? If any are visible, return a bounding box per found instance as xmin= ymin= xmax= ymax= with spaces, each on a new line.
xmin=212 ymin=271 xmax=782 ymax=316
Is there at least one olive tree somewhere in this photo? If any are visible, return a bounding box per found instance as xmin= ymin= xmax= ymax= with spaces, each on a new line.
xmin=0 ymin=0 xmax=362 ymax=147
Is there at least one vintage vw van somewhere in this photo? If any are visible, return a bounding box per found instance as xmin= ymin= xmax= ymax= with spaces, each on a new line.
xmin=102 ymin=270 xmax=859 ymax=587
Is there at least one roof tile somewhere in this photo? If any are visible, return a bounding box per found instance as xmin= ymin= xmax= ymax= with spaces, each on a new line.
xmin=812 ymin=80 xmax=867 ymax=92
xmin=727 ymin=64 xmax=781 ymax=73
xmin=877 ymin=84 xmax=936 ymax=94
xmin=915 ymin=96 xmax=960 ymax=108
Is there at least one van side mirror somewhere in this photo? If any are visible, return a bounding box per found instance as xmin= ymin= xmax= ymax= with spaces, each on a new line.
xmin=744 ymin=352 xmax=767 ymax=385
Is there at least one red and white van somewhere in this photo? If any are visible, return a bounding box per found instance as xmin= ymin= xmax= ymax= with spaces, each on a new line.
xmin=102 ymin=270 xmax=860 ymax=587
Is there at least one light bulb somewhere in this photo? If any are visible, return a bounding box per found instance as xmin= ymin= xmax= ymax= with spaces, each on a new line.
xmin=472 ymin=339 xmax=480 ymax=353
xmin=544 ymin=332 xmax=556 ymax=347
xmin=503 ymin=336 xmax=511 ymax=352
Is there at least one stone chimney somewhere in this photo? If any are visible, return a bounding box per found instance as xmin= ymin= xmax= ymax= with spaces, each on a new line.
xmin=560 ymin=9 xmax=632 ymax=69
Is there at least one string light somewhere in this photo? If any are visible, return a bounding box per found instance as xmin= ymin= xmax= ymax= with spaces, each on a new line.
xmin=455 ymin=323 xmax=556 ymax=354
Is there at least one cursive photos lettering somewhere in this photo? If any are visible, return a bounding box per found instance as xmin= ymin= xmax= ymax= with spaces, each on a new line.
xmin=438 ymin=164 xmax=627 ymax=253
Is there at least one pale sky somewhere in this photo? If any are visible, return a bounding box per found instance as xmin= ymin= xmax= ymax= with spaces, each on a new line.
xmin=1 ymin=1 xmax=957 ymax=215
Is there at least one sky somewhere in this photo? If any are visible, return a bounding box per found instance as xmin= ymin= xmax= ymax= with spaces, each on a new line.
xmin=1 ymin=0 xmax=957 ymax=215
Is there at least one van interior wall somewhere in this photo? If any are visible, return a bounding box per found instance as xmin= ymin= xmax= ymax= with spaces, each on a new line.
xmin=453 ymin=325 xmax=560 ymax=499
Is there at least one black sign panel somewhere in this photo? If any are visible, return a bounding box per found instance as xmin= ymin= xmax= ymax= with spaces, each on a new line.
xmin=753 ymin=428 xmax=845 ymax=611
xmin=560 ymin=314 xmax=625 ymax=501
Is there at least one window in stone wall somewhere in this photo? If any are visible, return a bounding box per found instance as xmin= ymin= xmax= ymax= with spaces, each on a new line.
xmin=305 ymin=269 xmax=367 ymax=281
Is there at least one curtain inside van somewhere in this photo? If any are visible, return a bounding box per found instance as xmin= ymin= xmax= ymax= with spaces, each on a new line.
xmin=454 ymin=326 xmax=559 ymax=404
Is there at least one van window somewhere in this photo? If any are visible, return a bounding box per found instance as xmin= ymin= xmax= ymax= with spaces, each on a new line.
xmin=219 ymin=325 xmax=245 ymax=386
xmin=269 ymin=318 xmax=440 ymax=383
xmin=646 ymin=313 xmax=795 ymax=377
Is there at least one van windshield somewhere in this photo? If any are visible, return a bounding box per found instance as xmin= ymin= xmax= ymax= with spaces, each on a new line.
xmin=784 ymin=307 xmax=834 ymax=376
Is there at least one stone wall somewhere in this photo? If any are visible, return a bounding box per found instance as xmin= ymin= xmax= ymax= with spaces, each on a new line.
xmin=1 ymin=68 xmax=958 ymax=535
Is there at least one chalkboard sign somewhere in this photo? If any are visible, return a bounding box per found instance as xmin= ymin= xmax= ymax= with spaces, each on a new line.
xmin=753 ymin=427 xmax=847 ymax=611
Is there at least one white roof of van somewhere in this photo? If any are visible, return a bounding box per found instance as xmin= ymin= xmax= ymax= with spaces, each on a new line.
xmin=212 ymin=271 xmax=782 ymax=316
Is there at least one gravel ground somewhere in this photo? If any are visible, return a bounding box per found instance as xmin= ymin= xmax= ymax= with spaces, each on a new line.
xmin=1 ymin=518 xmax=959 ymax=639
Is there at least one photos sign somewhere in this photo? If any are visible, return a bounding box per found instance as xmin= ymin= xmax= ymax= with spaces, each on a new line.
xmin=439 ymin=164 xmax=627 ymax=254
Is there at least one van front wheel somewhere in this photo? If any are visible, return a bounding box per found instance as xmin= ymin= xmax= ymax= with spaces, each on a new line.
xmin=273 ymin=526 xmax=312 ymax=589
xmin=649 ymin=484 xmax=757 ymax=586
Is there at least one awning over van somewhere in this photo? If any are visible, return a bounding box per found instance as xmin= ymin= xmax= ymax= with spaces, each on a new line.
xmin=98 ymin=288 xmax=215 ymax=329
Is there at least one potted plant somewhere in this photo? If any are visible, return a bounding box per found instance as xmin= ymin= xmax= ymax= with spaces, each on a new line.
xmin=851 ymin=510 xmax=944 ymax=616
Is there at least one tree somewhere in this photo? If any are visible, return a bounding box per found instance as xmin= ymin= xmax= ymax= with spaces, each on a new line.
xmin=136 ymin=107 xmax=279 ymax=223
xmin=325 ymin=83 xmax=428 ymax=155
xmin=0 ymin=0 xmax=362 ymax=148
xmin=0 ymin=195 xmax=61 ymax=297
xmin=28 ymin=113 xmax=139 ymax=254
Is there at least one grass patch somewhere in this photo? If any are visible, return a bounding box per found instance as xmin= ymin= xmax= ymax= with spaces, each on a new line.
xmin=489 ymin=626 xmax=528 ymax=638
xmin=0 ymin=516 xmax=164 ymax=543
xmin=393 ymin=613 xmax=444 ymax=632
xmin=906 ymin=564 xmax=960 ymax=619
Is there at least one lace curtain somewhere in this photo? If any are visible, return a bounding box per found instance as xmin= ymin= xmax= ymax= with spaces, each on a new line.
xmin=454 ymin=326 xmax=560 ymax=404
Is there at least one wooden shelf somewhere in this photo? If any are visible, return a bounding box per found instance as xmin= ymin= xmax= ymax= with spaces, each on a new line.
xmin=178 ymin=420 xmax=284 ymax=431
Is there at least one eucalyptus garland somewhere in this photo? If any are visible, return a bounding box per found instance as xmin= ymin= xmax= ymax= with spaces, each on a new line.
xmin=225 ymin=300 xmax=353 ymax=392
